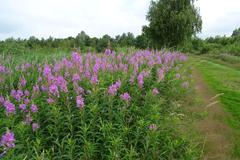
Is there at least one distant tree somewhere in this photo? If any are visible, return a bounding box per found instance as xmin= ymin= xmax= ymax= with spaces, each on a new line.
xmin=143 ymin=0 xmax=202 ymax=49
xmin=232 ymin=28 xmax=240 ymax=37
xmin=135 ymin=35 xmax=148 ymax=49
xmin=27 ymin=36 xmax=39 ymax=49
xmin=75 ymin=31 xmax=90 ymax=50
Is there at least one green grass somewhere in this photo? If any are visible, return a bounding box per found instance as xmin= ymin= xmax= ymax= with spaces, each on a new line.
xmin=202 ymin=54 xmax=240 ymax=70
xmin=193 ymin=57 xmax=240 ymax=157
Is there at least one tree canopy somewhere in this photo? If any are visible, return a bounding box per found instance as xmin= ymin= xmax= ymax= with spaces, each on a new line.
xmin=143 ymin=0 xmax=202 ymax=49
xmin=232 ymin=28 xmax=240 ymax=37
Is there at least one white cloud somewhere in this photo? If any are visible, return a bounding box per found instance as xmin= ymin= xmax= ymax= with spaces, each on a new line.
xmin=195 ymin=0 xmax=240 ymax=38
xmin=0 ymin=0 xmax=239 ymax=39
xmin=0 ymin=0 xmax=151 ymax=39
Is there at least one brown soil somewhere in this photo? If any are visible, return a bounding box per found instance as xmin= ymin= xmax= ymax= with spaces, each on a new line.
xmin=192 ymin=69 xmax=234 ymax=160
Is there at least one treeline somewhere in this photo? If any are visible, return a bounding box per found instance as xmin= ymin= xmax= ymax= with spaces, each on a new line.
xmin=184 ymin=28 xmax=240 ymax=56
xmin=1 ymin=28 xmax=240 ymax=56
xmin=0 ymin=31 xmax=148 ymax=54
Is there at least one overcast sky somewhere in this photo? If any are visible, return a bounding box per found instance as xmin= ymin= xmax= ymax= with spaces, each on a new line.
xmin=0 ymin=0 xmax=240 ymax=40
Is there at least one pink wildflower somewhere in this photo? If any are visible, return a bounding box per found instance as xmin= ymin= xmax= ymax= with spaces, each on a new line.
xmin=152 ymin=88 xmax=159 ymax=96
xmin=0 ymin=131 xmax=15 ymax=149
xmin=32 ymin=123 xmax=40 ymax=132
xmin=76 ymin=95 xmax=84 ymax=109
xmin=30 ymin=104 xmax=38 ymax=113
xmin=3 ymin=101 xmax=16 ymax=115
xmin=120 ymin=93 xmax=131 ymax=102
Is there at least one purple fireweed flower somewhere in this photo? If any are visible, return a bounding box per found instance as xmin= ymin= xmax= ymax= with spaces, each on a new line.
xmin=33 ymin=85 xmax=40 ymax=93
xmin=179 ymin=54 xmax=187 ymax=61
xmin=85 ymin=70 xmax=91 ymax=79
xmin=120 ymin=93 xmax=131 ymax=102
xmin=24 ymin=114 xmax=33 ymax=124
xmin=19 ymin=104 xmax=27 ymax=111
xmin=137 ymin=74 xmax=144 ymax=88
xmin=56 ymin=76 xmax=68 ymax=93
xmin=38 ymin=76 xmax=43 ymax=82
xmin=156 ymin=55 xmax=162 ymax=64
xmin=72 ymin=73 xmax=81 ymax=82
xmin=24 ymin=90 xmax=30 ymax=97
xmin=53 ymin=63 xmax=61 ymax=72
xmin=24 ymin=98 xmax=30 ymax=105
xmin=24 ymin=63 xmax=31 ymax=69
xmin=93 ymin=60 xmax=100 ymax=74
xmin=157 ymin=68 xmax=165 ymax=82
xmin=0 ymin=65 xmax=6 ymax=73
xmin=49 ymin=84 xmax=59 ymax=96
xmin=115 ymin=80 xmax=121 ymax=88
xmin=149 ymin=124 xmax=157 ymax=131
xmin=63 ymin=72 xmax=70 ymax=78
xmin=76 ymin=86 xmax=84 ymax=94
xmin=104 ymin=49 xmax=111 ymax=55
xmin=0 ymin=96 xmax=4 ymax=104
xmin=108 ymin=80 xmax=121 ymax=96
xmin=32 ymin=123 xmax=40 ymax=132
xmin=47 ymin=98 xmax=55 ymax=104
xmin=72 ymin=52 xmax=82 ymax=63
xmin=91 ymin=75 xmax=99 ymax=85
xmin=3 ymin=101 xmax=16 ymax=115
xmin=11 ymin=90 xmax=23 ymax=102
xmin=0 ymin=131 xmax=15 ymax=149
xmin=152 ymin=88 xmax=159 ymax=96
xmin=129 ymin=76 xmax=135 ymax=85
xmin=76 ymin=95 xmax=84 ymax=109
xmin=17 ymin=90 xmax=24 ymax=99
xmin=20 ymin=77 xmax=26 ymax=86
xmin=41 ymin=85 xmax=48 ymax=92
xmin=30 ymin=104 xmax=38 ymax=113
xmin=43 ymin=65 xmax=52 ymax=77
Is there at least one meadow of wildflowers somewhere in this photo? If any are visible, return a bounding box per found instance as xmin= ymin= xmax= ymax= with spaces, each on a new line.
xmin=0 ymin=50 xmax=199 ymax=159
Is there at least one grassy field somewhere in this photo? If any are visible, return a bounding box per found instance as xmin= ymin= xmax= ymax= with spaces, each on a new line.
xmin=193 ymin=56 xmax=240 ymax=157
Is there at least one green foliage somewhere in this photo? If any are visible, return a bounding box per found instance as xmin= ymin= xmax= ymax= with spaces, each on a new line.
xmin=183 ymin=28 xmax=240 ymax=56
xmin=143 ymin=0 xmax=202 ymax=48
xmin=232 ymin=28 xmax=240 ymax=37
xmin=0 ymin=31 xmax=149 ymax=55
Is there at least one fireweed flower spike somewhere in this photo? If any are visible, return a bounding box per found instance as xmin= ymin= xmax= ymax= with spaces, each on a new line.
xmin=0 ymin=96 xmax=4 ymax=104
xmin=0 ymin=131 xmax=15 ymax=149
xmin=72 ymin=73 xmax=81 ymax=82
xmin=120 ymin=93 xmax=131 ymax=102
xmin=108 ymin=80 xmax=121 ymax=96
xmin=3 ymin=101 xmax=16 ymax=116
xmin=19 ymin=104 xmax=27 ymax=111
xmin=20 ymin=77 xmax=27 ymax=86
xmin=47 ymin=98 xmax=55 ymax=104
xmin=76 ymin=95 xmax=84 ymax=109
xmin=31 ymin=104 xmax=38 ymax=113
xmin=152 ymin=88 xmax=159 ymax=96
xmin=32 ymin=123 xmax=40 ymax=132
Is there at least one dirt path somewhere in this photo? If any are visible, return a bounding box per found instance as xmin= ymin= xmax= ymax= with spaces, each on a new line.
xmin=192 ymin=69 xmax=233 ymax=160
